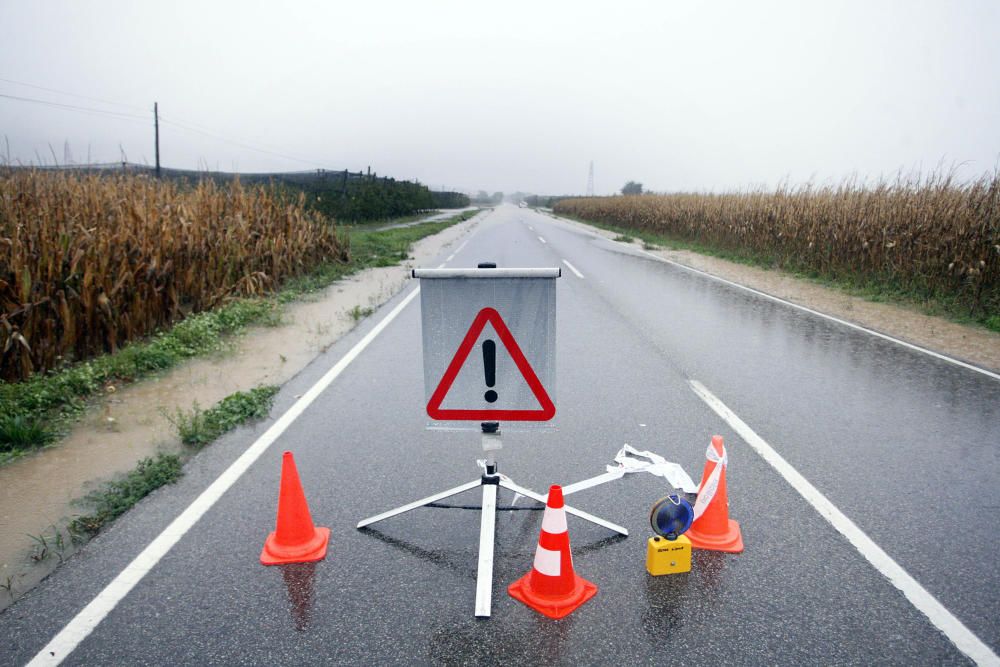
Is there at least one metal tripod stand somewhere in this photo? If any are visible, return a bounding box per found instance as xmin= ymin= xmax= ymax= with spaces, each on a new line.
xmin=356 ymin=423 xmax=628 ymax=617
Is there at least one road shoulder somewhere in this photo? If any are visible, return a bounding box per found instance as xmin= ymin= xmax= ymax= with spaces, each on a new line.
xmin=551 ymin=213 xmax=1000 ymax=374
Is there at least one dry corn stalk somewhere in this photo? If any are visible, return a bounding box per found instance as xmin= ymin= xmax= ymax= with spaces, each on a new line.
xmin=0 ymin=170 xmax=349 ymax=381
xmin=555 ymin=172 xmax=999 ymax=319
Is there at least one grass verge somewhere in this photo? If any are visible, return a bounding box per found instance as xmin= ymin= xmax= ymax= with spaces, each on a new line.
xmin=69 ymin=382 xmax=280 ymax=537
xmin=0 ymin=208 xmax=479 ymax=463
xmin=68 ymin=453 xmax=184 ymax=537
xmin=169 ymin=385 xmax=279 ymax=447
xmin=558 ymin=212 xmax=1000 ymax=333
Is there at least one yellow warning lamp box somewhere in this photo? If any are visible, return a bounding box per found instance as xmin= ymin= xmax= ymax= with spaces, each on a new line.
xmin=645 ymin=534 xmax=692 ymax=576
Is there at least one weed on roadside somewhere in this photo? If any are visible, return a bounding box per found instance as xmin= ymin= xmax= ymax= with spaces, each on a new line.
xmin=26 ymin=526 xmax=69 ymax=564
xmin=170 ymin=385 xmax=279 ymax=447
xmin=69 ymin=453 xmax=183 ymax=538
xmin=0 ymin=415 xmax=53 ymax=454
xmin=349 ymin=305 xmax=375 ymax=321
xmin=1 ymin=574 xmax=15 ymax=600
xmin=613 ymin=234 xmax=634 ymax=243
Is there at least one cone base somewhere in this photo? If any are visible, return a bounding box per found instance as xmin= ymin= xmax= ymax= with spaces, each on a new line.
xmin=508 ymin=572 xmax=598 ymax=619
xmin=686 ymin=519 xmax=743 ymax=553
xmin=260 ymin=527 xmax=330 ymax=565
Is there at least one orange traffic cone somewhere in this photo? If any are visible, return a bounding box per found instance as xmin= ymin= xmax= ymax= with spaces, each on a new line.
xmin=686 ymin=435 xmax=744 ymax=553
xmin=260 ymin=451 xmax=330 ymax=565
xmin=508 ymin=485 xmax=597 ymax=618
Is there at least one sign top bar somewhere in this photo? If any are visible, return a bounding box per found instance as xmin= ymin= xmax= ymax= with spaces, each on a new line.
xmin=412 ymin=268 xmax=561 ymax=279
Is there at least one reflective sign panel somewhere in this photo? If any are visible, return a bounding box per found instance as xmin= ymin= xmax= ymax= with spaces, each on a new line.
xmin=415 ymin=268 xmax=558 ymax=431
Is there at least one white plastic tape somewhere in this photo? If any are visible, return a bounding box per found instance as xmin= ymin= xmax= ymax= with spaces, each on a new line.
xmin=691 ymin=442 xmax=727 ymax=520
xmin=559 ymin=444 xmax=697 ymax=496
xmin=608 ymin=444 xmax=699 ymax=494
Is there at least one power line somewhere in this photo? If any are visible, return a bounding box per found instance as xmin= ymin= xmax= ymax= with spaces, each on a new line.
xmin=1 ymin=87 xmax=336 ymax=171
xmin=0 ymin=92 xmax=150 ymax=122
xmin=0 ymin=77 xmax=149 ymax=113
xmin=158 ymin=116 xmax=334 ymax=169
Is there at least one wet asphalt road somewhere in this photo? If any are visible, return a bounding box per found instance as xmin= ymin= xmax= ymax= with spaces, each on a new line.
xmin=2 ymin=205 xmax=999 ymax=666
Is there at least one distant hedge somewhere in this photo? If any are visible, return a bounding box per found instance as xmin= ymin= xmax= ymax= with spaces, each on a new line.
xmin=431 ymin=191 xmax=471 ymax=208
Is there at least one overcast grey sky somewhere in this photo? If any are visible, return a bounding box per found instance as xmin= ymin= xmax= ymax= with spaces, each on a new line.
xmin=2 ymin=1 xmax=998 ymax=195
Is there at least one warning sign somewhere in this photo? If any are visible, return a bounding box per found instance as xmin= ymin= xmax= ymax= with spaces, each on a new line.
xmin=426 ymin=307 xmax=554 ymax=421
xmin=414 ymin=267 xmax=559 ymax=429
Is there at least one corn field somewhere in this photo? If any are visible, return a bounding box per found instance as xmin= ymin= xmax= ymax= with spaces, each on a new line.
xmin=0 ymin=170 xmax=349 ymax=381
xmin=555 ymin=173 xmax=999 ymax=322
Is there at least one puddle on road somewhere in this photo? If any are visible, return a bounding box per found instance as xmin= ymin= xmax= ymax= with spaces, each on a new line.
xmin=0 ymin=213 xmax=482 ymax=609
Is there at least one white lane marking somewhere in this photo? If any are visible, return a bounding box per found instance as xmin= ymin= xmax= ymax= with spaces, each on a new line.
xmin=635 ymin=247 xmax=998 ymax=381
xmin=538 ymin=236 xmax=547 ymax=244
xmin=446 ymin=254 xmax=455 ymax=262
xmin=28 ymin=288 xmax=423 ymax=667
xmin=528 ymin=225 xmax=534 ymax=231
xmin=688 ymin=379 xmax=1000 ymax=667
xmin=562 ymin=259 xmax=585 ymax=279
xmin=453 ymin=239 xmax=469 ymax=254
xmin=547 ymin=215 xmax=998 ymax=381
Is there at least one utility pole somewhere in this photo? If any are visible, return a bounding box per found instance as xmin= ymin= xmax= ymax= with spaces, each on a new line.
xmin=154 ymin=102 xmax=161 ymax=178
xmin=586 ymin=161 xmax=594 ymax=197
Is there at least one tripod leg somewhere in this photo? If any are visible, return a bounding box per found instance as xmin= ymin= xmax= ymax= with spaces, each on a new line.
xmin=475 ymin=483 xmax=498 ymax=617
xmin=499 ymin=479 xmax=629 ymax=536
xmin=357 ymin=479 xmax=482 ymax=528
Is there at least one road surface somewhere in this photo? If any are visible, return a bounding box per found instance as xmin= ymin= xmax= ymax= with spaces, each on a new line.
xmin=2 ymin=204 xmax=998 ymax=665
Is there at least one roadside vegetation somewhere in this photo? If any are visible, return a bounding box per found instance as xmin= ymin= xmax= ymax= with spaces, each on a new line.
xmin=555 ymin=172 xmax=1000 ymax=331
xmin=30 ymin=162 xmax=470 ymax=223
xmin=0 ymin=169 xmax=478 ymax=463
xmin=0 ymin=382 xmax=281 ymax=608
xmin=169 ymin=385 xmax=279 ymax=447
xmin=68 ymin=452 xmax=184 ymax=537
xmin=69 ymin=384 xmax=279 ymax=537
xmin=0 ymin=170 xmax=349 ymax=383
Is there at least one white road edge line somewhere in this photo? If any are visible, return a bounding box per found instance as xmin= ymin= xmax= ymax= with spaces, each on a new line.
xmin=562 ymin=259 xmax=585 ymax=279
xmin=688 ymin=379 xmax=1000 ymax=667
xmin=636 ymin=247 xmax=998 ymax=381
xmin=453 ymin=239 xmax=469 ymax=254
xmin=538 ymin=236 xmax=547 ymax=244
xmin=546 ymin=214 xmax=998 ymax=381
xmin=28 ymin=287 xmax=423 ymax=667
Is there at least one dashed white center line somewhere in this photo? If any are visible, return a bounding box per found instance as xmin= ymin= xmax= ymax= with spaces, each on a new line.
xmin=538 ymin=236 xmax=546 ymax=244
xmin=688 ymin=379 xmax=1000 ymax=666
xmin=562 ymin=259 xmax=585 ymax=279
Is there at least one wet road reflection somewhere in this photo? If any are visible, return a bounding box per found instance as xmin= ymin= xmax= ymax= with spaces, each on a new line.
xmin=280 ymin=562 xmax=317 ymax=632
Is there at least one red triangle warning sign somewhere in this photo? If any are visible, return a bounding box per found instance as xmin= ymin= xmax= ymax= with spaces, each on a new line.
xmin=427 ymin=307 xmax=555 ymax=421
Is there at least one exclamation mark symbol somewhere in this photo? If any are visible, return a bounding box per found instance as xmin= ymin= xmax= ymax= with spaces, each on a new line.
xmin=483 ymin=339 xmax=498 ymax=403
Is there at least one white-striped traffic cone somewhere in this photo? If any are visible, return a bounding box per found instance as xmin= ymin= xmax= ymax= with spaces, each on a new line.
xmin=686 ymin=435 xmax=744 ymax=553
xmin=508 ymin=484 xmax=598 ymax=618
